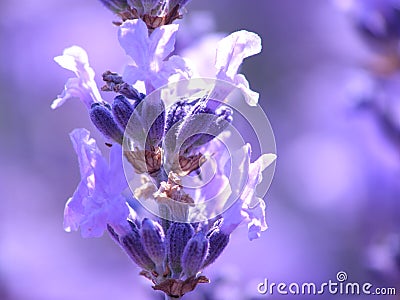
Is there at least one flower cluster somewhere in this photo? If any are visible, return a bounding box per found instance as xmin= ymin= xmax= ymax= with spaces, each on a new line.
xmin=54 ymin=0 xmax=276 ymax=298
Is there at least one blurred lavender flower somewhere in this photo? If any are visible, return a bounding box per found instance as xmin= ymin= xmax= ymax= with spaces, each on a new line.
xmin=337 ymin=0 xmax=400 ymax=53
xmin=338 ymin=0 xmax=400 ymax=146
xmin=53 ymin=0 xmax=276 ymax=298
xmin=338 ymin=0 xmax=400 ymax=283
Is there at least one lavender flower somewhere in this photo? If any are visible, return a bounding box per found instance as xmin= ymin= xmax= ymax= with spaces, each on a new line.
xmin=215 ymin=30 xmax=262 ymax=106
xmin=337 ymin=0 xmax=400 ymax=52
xmin=338 ymin=1 xmax=400 ymax=282
xmin=54 ymin=1 xmax=276 ymax=298
xmin=339 ymin=0 xmax=400 ymax=148
xmin=220 ymin=145 xmax=276 ymax=241
xmin=52 ymin=46 xmax=102 ymax=109
xmin=119 ymin=19 xmax=191 ymax=92
xmin=63 ymin=128 xmax=130 ymax=238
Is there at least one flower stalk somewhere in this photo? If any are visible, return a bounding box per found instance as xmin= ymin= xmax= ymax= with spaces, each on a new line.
xmin=53 ymin=0 xmax=276 ymax=298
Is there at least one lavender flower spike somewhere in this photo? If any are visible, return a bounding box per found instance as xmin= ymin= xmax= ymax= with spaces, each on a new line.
xmin=221 ymin=144 xmax=276 ymax=240
xmin=215 ymin=30 xmax=262 ymax=106
xmin=63 ymin=128 xmax=130 ymax=238
xmin=52 ymin=46 xmax=102 ymax=109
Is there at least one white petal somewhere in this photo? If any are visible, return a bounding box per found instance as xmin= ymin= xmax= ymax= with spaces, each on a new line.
xmin=51 ymin=78 xmax=88 ymax=109
xmin=53 ymin=46 xmax=102 ymax=108
xmin=54 ymin=45 xmax=90 ymax=74
xmin=215 ymin=30 xmax=262 ymax=79
xmin=256 ymin=153 xmax=277 ymax=171
xmin=149 ymin=23 xmax=179 ymax=63
xmin=234 ymin=74 xmax=259 ymax=106
xmin=118 ymin=20 xmax=150 ymax=69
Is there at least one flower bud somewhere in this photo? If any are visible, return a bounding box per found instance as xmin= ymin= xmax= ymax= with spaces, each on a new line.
xmin=146 ymin=111 xmax=165 ymax=148
xmin=202 ymin=227 xmax=230 ymax=269
xmin=112 ymin=95 xmax=138 ymax=130
xmin=141 ymin=96 xmax=165 ymax=149
xmin=141 ymin=218 xmax=166 ymax=266
xmin=90 ymin=103 xmax=124 ymax=144
xmin=102 ymin=71 xmax=143 ymax=100
xmin=181 ymin=232 xmax=209 ymax=277
xmin=165 ymin=100 xmax=196 ymax=134
xmin=177 ymin=99 xmax=233 ymax=154
xmin=117 ymin=222 xmax=156 ymax=270
xmin=166 ymin=222 xmax=194 ymax=276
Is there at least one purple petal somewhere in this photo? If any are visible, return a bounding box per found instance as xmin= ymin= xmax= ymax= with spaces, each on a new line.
xmin=64 ymin=129 xmax=130 ymax=238
xmin=123 ymin=65 xmax=145 ymax=85
xmin=52 ymin=46 xmax=102 ymax=109
xmin=149 ymin=24 xmax=179 ymax=63
xmin=119 ymin=19 xmax=187 ymax=92
xmin=234 ymin=74 xmax=259 ymax=106
xmin=118 ymin=20 xmax=150 ymax=70
xmin=246 ymin=197 xmax=268 ymax=241
xmin=69 ymin=128 xmax=103 ymax=178
xmin=215 ymin=30 xmax=262 ymax=80
xmin=108 ymin=144 xmax=129 ymax=193
xmin=220 ymin=148 xmax=276 ymax=239
xmin=63 ymin=181 xmax=87 ymax=233
xmin=214 ymin=30 xmax=262 ymax=106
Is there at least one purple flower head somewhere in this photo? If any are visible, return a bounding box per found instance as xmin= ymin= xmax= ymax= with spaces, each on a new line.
xmin=219 ymin=144 xmax=276 ymax=241
xmin=52 ymin=46 xmax=103 ymax=109
xmin=119 ymin=19 xmax=192 ymax=93
xmin=63 ymin=128 xmax=130 ymax=238
xmin=53 ymin=2 xmax=276 ymax=297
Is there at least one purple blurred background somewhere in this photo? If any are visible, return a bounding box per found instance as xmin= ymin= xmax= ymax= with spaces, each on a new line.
xmin=1 ymin=0 xmax=399 ymax=299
